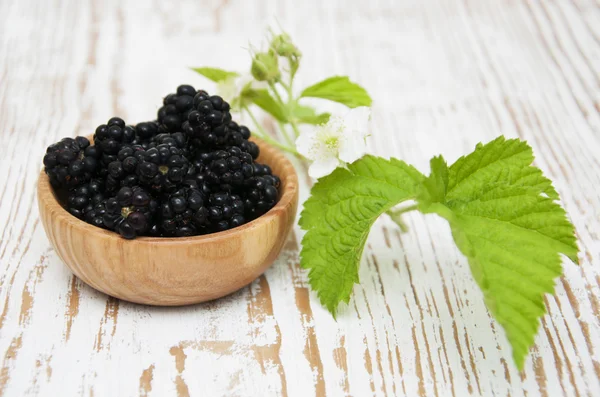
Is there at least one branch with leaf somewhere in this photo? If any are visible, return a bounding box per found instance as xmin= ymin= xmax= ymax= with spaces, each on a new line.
xmin=191 ymin=29 xmax=579 ymax=371
xmin=300 ymin=137 xmax=578 ymax=370
xmin=191 ymin=31 xmax=371 ymax=165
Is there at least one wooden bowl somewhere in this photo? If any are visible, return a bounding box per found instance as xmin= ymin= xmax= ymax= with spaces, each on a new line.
xmin=37 ymin=138 xmax=298 ymax=306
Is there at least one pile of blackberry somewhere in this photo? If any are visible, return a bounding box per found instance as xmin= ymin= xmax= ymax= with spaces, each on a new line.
xmin=43 ymin=85 xmax=281 ymax=239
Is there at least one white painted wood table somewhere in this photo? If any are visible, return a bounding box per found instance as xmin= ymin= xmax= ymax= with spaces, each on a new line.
xmin=1 ymin=0 xmax=599 ymax=395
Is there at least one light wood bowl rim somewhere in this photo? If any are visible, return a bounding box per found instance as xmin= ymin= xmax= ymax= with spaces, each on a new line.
xmin=37 ymin=137 xmax=299 ymax=246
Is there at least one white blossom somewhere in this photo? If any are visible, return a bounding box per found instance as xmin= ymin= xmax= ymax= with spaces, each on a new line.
xmin=296 ymin=107 xmax=371 ymax=179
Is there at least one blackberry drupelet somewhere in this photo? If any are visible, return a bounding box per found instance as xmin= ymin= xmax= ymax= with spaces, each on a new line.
xmin=147 ymin=223 xmax=162 ymax=237
xmin=106 ymin=145 xmax=146 ymax=192
xmin=160 ymin=186 xmax=209 ymax=236
xmin=103 ymin=186 xmax=157 ymax=239
xmin=136 ymin=144 xmax=189 ymax=193
xmin=207 ymin=192 xmax=245 ymax=232
xmin=66 ymin=179 xmax=105 ymax=219
xmin=43 ymin=136 xmax=101 ymax=188
xmin=157 ymin=85 xmax=197 ymax=133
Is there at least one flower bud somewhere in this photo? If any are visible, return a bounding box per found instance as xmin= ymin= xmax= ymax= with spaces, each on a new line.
xmin=251 ymin=51 xmax=280 ymax=82
xmin=270 ymin=33 xmax=300 ymax=58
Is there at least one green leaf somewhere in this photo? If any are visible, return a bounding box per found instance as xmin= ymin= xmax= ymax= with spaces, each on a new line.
xmin=418 ymin=155 xmax=448 ymax=205
xmin=241 ymin=88 xmax=288 ymax=122
xmin=445 ymin=137 xmax=559 ymax=201
xmin=290 ymin=103 xmax=330 ymax=125
xmin=190 ymin=67 xmax=239 ymax=82
xmin=299 ymin=156 xmax=425 ymax=316
xmin=417 ymin=136 xmax=578 ymax=370
xmin=300 ymin=76 xmax=372 ymax=108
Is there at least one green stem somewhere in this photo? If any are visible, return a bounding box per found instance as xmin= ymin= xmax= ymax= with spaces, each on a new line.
xmin=278 ymin=80 xmax=290 ymax=91
xmin=386 ymin=204 xmax=419 ymax=233
xmin=289 ymin=117 xmax=302 ymax=138
xmin=277 ymin=120 xmax=295 ymax=146
xmin=244 ymin=107 xmax=299 ymax=155
xmin=276 ymin=80 xmax=303 ymax=138
xmin=244 ymin=106 xmax=268 ymax=135
xmin=268 ymin=82 xmax=286 ymax=107
xmin=388 ymin=204 xmax=418 ymax=216
xmin=267 ymin=81 xmax=297 ymax=145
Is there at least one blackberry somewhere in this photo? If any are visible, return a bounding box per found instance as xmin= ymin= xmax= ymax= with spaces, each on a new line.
xmin=135 ymin=131 xmax=190 ymax=158
xmin=136 ymin=144 xmax=189 ymax=193
xmin=252 ymin=163 xmax=278 ymax=179
xmin=182 ymin=168 xmax=212 ymax=198
xmin=43 ymin=136 xmax=100 ymax=188
xmin=188 ymin=120 xmax=252 ymax=150
xmin=225 ymin=121 xmax=251 ymax=146
xmin=106 ymin=145 xmax=145 ymax=192
xmin=262 ymin=174 xmax=281 ymax=189
xmin=148 ymin=132 xmax=189 ymax=157
xmin=157 ymin=85 xmax=197 ymax=133
xmin=160 ymin=187 xmax=209 ymax=236
xmin=182 ymin=91 xmax=232 ymax=146
xmin=84 ymin=200 xmax=109 ymax=229
xmin=97 ymin=153 xmax=117 ymax=177
xmin=181 ymin=160 xmax=213 ymax=204
xmin=240 ymin=140 xmax=260 ymax=160
xmin=44 ymin=84 xmax=283 ymax=239
xmin=66 ymin=179 xmax=105 ymax=219
xmin=103 ymin=186 xmax=157 ymax=239
xmin=94 ymin=117 xmax=136 ymax=155
xmin=242 ymin=171 xmax=280 ymax=220
xmin=250 ymin=163 xmax=281 ymax=191
xmin=207 ymin=192 xmax=245 ymax=232
xmin=204 ymin=147 xmax=254 ymax=191
xmin=190 ymin=148 xmax=214 ymax=168
xmin=134 ymin=121 xmax=160 ymax=144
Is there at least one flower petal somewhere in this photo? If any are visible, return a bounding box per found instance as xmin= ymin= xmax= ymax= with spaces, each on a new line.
xmin=308 ymin=157 xmax=340 ymax=179
xmin=295 ymin=130 xmax=317 ymax=159
xmin=338 ymin=107 xmax=370 ymax=163
xmin=338 ymin=135 xmax=366 ymax=163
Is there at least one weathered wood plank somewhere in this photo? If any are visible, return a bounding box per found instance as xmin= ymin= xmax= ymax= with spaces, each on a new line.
xmin=0 ymin=0 xmax=599 ymax=396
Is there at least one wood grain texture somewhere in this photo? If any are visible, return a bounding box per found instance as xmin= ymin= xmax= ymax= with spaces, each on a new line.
xmin=36 ymin=136 xmax=298 ymax=306
xmin=1 ymin=0 xmax=599 ymax=396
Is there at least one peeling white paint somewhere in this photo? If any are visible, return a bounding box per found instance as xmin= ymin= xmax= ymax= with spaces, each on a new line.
xmin=0 ymin=0 xmax=599 ymax=396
